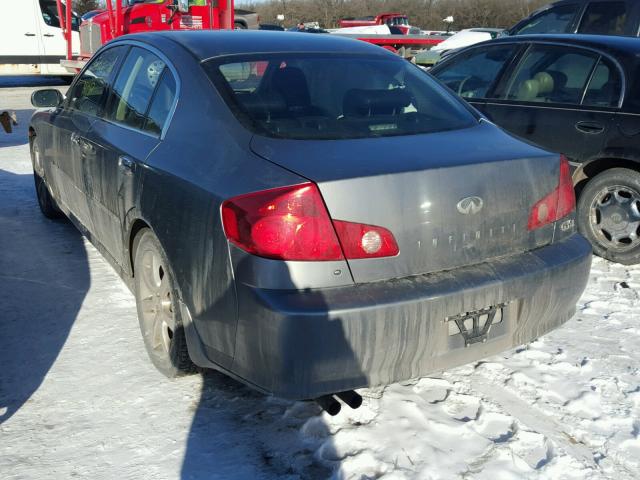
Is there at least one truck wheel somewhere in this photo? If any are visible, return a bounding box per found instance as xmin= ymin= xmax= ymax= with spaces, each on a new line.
xmin=31 ymin=137 xmax=63 ymax=219
xmin=234 ymin=21 xmax=247 ymax=29
xmin=577 ymin=168 xmax=640 ymax=265
xmin=133 ymin=229 xmax=196 ymax=377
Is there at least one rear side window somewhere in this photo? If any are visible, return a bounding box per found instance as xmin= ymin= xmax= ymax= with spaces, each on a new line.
xmin=68 ymin=46 xmax=126 ymax=116
xmin=107 ymin=47 xmax=167 ymax=131
xmin=205 ymin=53 xmax=476 ymax=140
xmin=583 ymin=58 xmax=622 ymax=107
xmin=503 ymin=45 xmax=598 ymax=104
xmin=513 ymin=4 xmax=580 ymax=35
xmin=578 ymin=1 xmax=627 ymax=35
xmin=433 ymin=44 xmax=517 ymax=99
xmin=144 ymin=72 xmax=177 ymax=135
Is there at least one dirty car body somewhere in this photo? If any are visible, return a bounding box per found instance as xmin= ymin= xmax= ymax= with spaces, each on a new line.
xmin=29 ymin=31 xmax=591 ymax=400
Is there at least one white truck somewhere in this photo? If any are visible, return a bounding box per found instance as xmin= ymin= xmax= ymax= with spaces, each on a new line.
xmin=0 ymin=0 xmax=80 ymax=76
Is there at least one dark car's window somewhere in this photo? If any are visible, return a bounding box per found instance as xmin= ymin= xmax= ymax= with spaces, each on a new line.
xmin=68 ymin=46 xmax=126 ymax=116
xmin=107 ymin=47 xmax=167 ymax=131
xmin=433 ymin=44 xmax=517 ymax=99
xmin=513 ymin=4 xmax=580 ymax=35
xmin=503 ymin=45 xmax=598 ymax=104
xmin=583 ymin=58 xmax=622 ymax=107
xmin=204 ymin=54 xmax=477 ymax=140
xmin=578 ymin=1 xmax=627 ymax=35
xmin=144 ymin=71 xmax=177 ymax=135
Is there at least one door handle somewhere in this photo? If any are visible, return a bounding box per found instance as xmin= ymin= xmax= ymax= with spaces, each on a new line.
xmin=575 ymin=121 xmax=605 ymax=134
xmin=24 ymin=32 xmax=36 ymax=37
xmin=119 ymin=156 xmax=136 ymax=175
xmin=43 ymin=33 xmax=55 ymax=37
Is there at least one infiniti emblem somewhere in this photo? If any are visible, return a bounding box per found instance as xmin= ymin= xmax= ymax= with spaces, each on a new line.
xmin=457 ymin=196 xmax=484 ymax=215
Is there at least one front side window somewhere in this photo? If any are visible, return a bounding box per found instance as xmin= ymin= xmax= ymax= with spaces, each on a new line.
xmin=578 ymin=1 xmax=627 ymax=35
xmin=205 ymin=54 xmax=476 ymax=140
xmin=433 ymin=44 xmax=517 ymax=99
xmin=503 ymin=45 xmax=598 ymax=105
xmin=107 ymin=47 xmax=167 ymax=131
xmin=68 ymin=46 xmax=126 ymax=116
xmin=514 ymin=4 xmax=580 ymax=35
xmin=39 ymin=0 xmax=80 ymax=31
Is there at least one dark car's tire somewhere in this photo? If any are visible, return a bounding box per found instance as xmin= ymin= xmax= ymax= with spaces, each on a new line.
xmin=577 ymin=168 xmax=640 ymax=265
xmin=31 ymin=138 xmax=63 ymax=219
xmin=133 ymin=229 xmax=196 ymax=377
xmin=234 ymin=21 xmax=247 ymax=29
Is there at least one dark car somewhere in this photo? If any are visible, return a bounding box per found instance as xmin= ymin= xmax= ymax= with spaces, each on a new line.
xmin=431 ymin=34 xmax=640 ymax=265
xmin=28 ymin=31 xmax=591 ymax=412
xmin=508 ymin=0 xmax=640 ymax=37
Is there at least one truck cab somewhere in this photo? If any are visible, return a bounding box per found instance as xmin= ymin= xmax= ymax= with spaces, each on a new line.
xmin=0 ymin=0 xmax=80 ymax=76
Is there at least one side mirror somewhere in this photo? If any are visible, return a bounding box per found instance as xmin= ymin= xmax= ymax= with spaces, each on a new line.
xmin=31 ymin=89 xmax=64 ymax=108
xmin=177 ymin=0 xmax=189 ymax=13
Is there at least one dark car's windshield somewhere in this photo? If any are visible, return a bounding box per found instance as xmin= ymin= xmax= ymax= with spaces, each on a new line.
xmin=204 ymin=53 xmax=476 ymax=140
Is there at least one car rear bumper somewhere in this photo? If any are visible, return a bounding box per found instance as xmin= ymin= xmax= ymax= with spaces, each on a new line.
xmin=197 ymin=234 xmax=592 ymax=399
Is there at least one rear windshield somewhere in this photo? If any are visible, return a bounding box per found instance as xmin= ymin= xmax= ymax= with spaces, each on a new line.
xmin=203 ymin=53 xmax=476 ymax=140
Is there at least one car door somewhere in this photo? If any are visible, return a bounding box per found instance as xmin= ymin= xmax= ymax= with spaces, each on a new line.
xmin=82 ymin=46 xmax=175 ymax=265
xmin=0 ymin=0 xmax=40 ymax=74
xmin=431 ymin=43 xmax=523 ymax=114
xmin=36 ymin=0 xmax=81 ymax=74
xmin=481 ymin=43 xmax=619 ymax=164
xmin=50 ymin=45 xmax=128 ymax=231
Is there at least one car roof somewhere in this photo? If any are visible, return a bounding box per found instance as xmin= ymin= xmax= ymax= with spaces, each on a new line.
xmin=484 ymin=33 xmax=640 ymax=56
xmin=114 ymin=30 xmax=388 ymax=61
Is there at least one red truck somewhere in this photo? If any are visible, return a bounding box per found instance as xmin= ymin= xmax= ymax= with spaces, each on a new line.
xmin=339 ymin=13 xmax=414 ymax=35
xmin=56 ymin=0 xmax=234 ymax=72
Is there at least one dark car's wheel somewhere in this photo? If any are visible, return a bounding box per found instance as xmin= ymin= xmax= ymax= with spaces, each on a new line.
xmin=577 ymin=168 xmax=640 ymax=264
xmin=133 ymin=229 xmax=195 ymax=377
xmin=234 ymin=21 xmax=247 ymax=29
xmin=31 ymin=138 xmax=63 ymax=219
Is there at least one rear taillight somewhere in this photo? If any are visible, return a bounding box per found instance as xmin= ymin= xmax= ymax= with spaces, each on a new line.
xmin=221 ymin=183 xmax=399 ymax=261
xmin=528 ymin=155 xmax=575 ymax=230
xmin=333 ymin=220 xmax=399 ymax=259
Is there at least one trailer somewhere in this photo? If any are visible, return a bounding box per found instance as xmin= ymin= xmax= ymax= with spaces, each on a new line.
xmin=55 ymin=0 xmax=235 ymax=73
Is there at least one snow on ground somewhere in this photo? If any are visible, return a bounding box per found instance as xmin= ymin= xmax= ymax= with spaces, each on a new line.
xmin=1 ymin=83 xmax=639 ymax=480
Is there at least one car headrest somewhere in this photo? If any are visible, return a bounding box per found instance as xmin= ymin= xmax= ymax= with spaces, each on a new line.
xmin=516 ymin=79 xmax=539 ymax=101
xmin=271 ymin=67 xmax=311 ymax=108
xmin=343 ymin=89 xmax=412 ymax=117
xmin=534 ymin=72 xmax=554 ymax=94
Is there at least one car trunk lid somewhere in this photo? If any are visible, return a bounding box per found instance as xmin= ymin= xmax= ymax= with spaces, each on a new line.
xmin=250 ymin=121 xmax=560 ymax=283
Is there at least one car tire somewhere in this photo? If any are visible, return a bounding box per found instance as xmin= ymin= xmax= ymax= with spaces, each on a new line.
xmin=234 ymin=21 xmax=247 ymax=29
xmin=577 ymin=167 xmax=640 ymax=265
xmin=31 ymin=137 xmax=63 ymax=219
xmin=133 ymin=229 xmax=196 ymax=377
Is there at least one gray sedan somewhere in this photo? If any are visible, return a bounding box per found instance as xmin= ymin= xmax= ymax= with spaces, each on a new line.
xmin=29 ymin=31 xmax=591 ymax=413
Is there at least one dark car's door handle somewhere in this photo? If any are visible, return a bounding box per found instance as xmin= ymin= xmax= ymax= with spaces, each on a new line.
xmin=119 ymin=156 xmax=136 ymax=175
xmin=575 ymin=121 xmax=605 ymax=134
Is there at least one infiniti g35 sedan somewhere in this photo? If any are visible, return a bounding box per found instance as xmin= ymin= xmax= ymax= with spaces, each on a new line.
xmin=29 ymin=31 xmax=591 ymax=408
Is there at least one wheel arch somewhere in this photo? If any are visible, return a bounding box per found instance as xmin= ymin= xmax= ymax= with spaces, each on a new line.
xmin=573 ymin=157 xmax=640 ymax=198
xmin=127 ymin=217 xmax=151 ymax=279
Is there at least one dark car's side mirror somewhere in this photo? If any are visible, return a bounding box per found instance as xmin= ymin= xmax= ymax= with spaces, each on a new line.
xmin=31 ymin=89 xmax=64 ymax=108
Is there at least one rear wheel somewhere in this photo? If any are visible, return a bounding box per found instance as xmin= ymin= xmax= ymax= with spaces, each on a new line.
xmin=577 ymin=168 xmax=640 ymax=264
xmin=133 ymin=229 xmax=195 ymax=377
xmin=234 ymin=21 xmax=247 ymax=29
xmin=31 ymin=137 xmax=63 ymax=219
